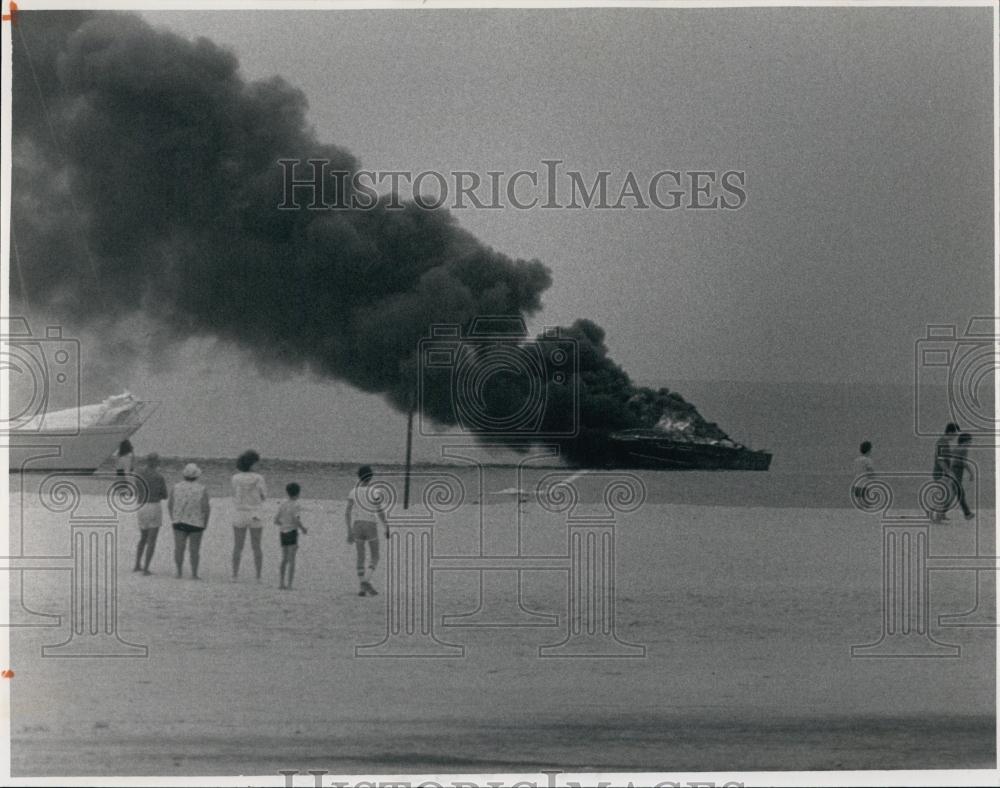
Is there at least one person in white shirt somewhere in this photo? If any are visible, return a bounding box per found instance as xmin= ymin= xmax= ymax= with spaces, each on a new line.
xmin=168 ymin=463 xmax=211 ymax=580
xmin=345 ymin=465 xmax=389 ymax=597
xmin=231 ymin=449 xmax=267 ymax=581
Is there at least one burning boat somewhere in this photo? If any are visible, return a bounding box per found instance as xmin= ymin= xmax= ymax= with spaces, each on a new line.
xmin=600 ymin=409 xmax=772 ymax=471
xmin=603 ymin=429 xmax=773 ymax=470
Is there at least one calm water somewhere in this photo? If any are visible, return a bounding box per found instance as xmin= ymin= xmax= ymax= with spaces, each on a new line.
xmin=9 ymin=380 xmax=994 ymax=507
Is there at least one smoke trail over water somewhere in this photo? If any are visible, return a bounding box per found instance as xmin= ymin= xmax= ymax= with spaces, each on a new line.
xmin=11 ymin=11 xmax=727 ymax=464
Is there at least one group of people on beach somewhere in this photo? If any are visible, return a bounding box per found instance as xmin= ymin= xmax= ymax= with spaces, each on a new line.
xmin=852 ymin=422 xmax=975 ymax=521
xmin=120 ymin=443 xmax=388 ymax=594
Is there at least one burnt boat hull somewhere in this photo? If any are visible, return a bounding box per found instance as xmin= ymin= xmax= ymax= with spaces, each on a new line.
xmin=601 ymin=436 xmax=772 ymax=470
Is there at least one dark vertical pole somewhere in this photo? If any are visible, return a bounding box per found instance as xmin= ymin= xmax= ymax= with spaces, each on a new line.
xmin=403 ymin=400 xmax=415 ymax=509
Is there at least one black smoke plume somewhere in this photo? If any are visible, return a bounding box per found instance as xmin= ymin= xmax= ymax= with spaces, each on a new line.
xmin=11 ymin=11 xmax=727 ymax=465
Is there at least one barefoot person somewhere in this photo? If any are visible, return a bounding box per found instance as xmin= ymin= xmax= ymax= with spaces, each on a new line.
xmin=133 ymin=453 xmax=168 ymax=575
xmin=232 ymin=450 xmax=267 ymax=580
xmin=345 ymin=465 xmax=389 ymax=596
xmin=275 ymin=482 xmax=308 ymax=590
xmin=169 ymin=463 xmax=211 ymax=579
xmin=931 ymin=423 xmax=959 ymax=522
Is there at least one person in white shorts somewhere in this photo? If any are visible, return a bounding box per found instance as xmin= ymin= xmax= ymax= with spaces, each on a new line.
xmin=345 ymin=465 xmax=389 ymax=596
xmin=133 ymin=453 xmax=168 ymax=575
xmin=232 ymin=449 xmax=267 ymax=580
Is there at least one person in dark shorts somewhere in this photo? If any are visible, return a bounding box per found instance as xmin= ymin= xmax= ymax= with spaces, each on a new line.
xmin=134 ymin=453 xmax=168 ymax=574
xmin=168 ymin=463 xmax=211 ymax=579
xmin=345 ymin=465 xmax=389 ymax=596
xmin=275 ymin=482 xmax=308 ymax=590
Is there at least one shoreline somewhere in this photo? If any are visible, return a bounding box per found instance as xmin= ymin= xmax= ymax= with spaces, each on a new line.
xmin=10 ymin=460 xmax=996 ymax=511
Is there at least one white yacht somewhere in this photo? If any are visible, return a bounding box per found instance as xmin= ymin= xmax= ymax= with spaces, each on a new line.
xmin=7 ymin=392 xmax=157 ymax=472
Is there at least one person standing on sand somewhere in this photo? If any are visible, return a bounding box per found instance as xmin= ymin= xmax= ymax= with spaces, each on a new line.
xmin=345 ymin=465 xmax=389 ymax=597
xmin=851 ymin=441 xmax=874 ymax=507
xmin=275 ymin=482 xmax=308 ymax=590
xmin=169 ymin=463 xmax=211 ymax=579
xmin=931 ymin=423 xmax=959 ymax=522
xmin=133 ymin=453 xmax=168 ymax=574
xmin=946 ymin=432 xmax=975 ymax=521
xmin=115 ymin=439 xmax=135 ymax=476
xmin=232 ymin=450 xmax=267 ymax=581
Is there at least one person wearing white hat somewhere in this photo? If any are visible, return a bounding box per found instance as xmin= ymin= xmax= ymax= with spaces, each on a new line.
xmin=168 ymin=463 xmax=211 ymax=579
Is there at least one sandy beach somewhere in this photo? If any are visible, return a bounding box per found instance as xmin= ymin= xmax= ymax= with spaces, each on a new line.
xmin=6 ymin=467 xmax=995 ymax=775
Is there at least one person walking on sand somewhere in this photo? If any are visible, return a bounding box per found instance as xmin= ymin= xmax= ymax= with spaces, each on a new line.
xmin=275 ymin=482 xmax=308 ymax=590
xmin=133 ymin=453 xmax=168 ymax=575
xmin=169 ymin=463 xmax=211 ymax=579
xmin=232 ymin=450 xmax=267 ymax=581
xmin=345 ymin=465 xmax=389 ymax=597
xmin=851 ymin=441 xmax=874 ymax=507
xmin=931 ymin=423 xmax=959 ymax=522
xmin=947 ymin=432 xmax=975 ymax=521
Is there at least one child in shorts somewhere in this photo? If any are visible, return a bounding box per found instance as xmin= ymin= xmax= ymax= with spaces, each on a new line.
xmin=275 ymin=482 xmax=307 ymax=590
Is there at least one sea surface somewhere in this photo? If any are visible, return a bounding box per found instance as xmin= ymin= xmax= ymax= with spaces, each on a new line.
xmin=120 ymin=378 xmax=994 ymax=472
xmin=9 ymin=380 xmax=996 ymax=508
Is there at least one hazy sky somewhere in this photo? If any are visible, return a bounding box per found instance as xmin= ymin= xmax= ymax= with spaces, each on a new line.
xmin=134 ymin=7 xmax=993 ymax=385
xmin=13 ymin=7 xmax=996 ymax=461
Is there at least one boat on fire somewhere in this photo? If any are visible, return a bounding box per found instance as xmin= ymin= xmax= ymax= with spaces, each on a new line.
xmin=602 ymin=429 xmax=772 ymax=470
